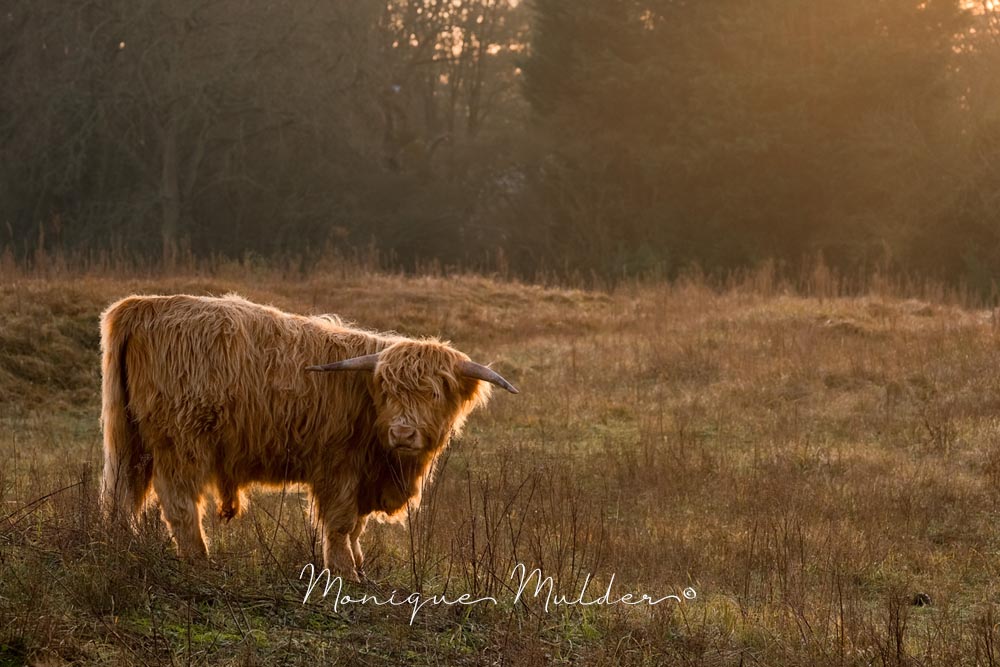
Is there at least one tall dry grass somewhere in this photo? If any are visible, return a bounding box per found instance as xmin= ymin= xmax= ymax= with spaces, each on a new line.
xmin=2 ymin=262 xmax=1000 ymax=665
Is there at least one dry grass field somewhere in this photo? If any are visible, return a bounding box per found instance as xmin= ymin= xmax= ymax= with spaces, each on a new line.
xmin=3 ymin=265 xmax=1000 ymax=666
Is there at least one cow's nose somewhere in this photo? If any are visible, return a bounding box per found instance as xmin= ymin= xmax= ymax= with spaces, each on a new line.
xmin=389 ymin=424 xmax=417 ymax=446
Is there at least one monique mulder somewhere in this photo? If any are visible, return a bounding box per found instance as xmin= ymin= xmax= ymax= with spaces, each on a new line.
xmin=300 ymin=563 xmax=696 ymax=624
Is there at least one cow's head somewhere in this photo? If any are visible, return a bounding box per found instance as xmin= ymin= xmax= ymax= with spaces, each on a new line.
xmin=307 ymin=340 xmax=517 ymax=454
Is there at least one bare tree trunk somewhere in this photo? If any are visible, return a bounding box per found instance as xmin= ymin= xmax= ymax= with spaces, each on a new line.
xmin=160 ymin=113 xmax=180 ymax=267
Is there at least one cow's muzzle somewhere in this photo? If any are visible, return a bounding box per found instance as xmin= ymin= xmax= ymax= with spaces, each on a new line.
xmin=389 ymin=424 xmax=419 ymax=449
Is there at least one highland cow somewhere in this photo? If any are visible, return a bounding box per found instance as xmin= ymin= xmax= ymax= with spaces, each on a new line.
xmin=99 ymin=294 xmax=516 ymax=580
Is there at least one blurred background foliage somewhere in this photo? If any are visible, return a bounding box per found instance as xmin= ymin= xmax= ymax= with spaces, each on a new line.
xmin=3 ymin=0 xmax=1000 ymax=288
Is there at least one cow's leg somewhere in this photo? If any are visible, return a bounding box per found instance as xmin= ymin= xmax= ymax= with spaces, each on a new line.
xmin=310 ymin=481 xmax=360 ymax=581
xmin=216 ymin=478 xmax=242 ymax=522
xmin=350 ymin=515 xmax=369 ymax=578
xmin=151 ymin=445 xmax=209 ymax=559
xmin=323 ymin=527 xmax=356 ymax=581
xmin=213 ymin=441 xmax=246 ymax=523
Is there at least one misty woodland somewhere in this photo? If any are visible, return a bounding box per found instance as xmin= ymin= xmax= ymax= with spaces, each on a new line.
xmin=4 ymin=1 xmax=1000 ymax=287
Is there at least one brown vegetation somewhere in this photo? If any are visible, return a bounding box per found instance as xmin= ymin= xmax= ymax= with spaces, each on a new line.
xmin=2 ymin=265 xmax=1000 ymax=665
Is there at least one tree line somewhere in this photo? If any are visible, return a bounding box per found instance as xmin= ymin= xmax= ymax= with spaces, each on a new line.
xmin=3 ymin=1 xmax=999 ymax=288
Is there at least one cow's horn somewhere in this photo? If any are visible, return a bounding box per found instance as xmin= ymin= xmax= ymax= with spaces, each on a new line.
xmin=306 ymin=353 xmax=380 ymax=373
xmin=459 ymin=361 xmax=519 ymax=394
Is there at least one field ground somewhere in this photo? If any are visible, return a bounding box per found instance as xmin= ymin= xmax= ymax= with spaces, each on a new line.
xmin=3 ymin=267 xmax=1000 ymax=665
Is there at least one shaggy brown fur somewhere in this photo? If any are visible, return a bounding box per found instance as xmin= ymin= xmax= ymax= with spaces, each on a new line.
xmin=99 ymin=293 xmax=500 ymax=579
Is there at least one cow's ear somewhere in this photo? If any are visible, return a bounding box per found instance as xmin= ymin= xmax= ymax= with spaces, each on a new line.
xmin=459 ymin=375 xmax=492 ymax=410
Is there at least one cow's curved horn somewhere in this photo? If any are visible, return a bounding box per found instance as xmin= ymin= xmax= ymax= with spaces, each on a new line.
xmin=306 ymin=353 xmax=380 ymax=373
xmin=459 ymin=361 xmax=519 ymax=394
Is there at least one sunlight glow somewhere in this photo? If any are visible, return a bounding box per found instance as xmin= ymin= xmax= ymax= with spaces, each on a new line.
xmin=963 ymin=0 xmax=998 ymax=12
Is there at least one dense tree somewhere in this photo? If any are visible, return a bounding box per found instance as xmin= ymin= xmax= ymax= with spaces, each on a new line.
xmin=0 ymin=0 xmax=525 ymax=268
xmin=4 ymin=0 xmax=1000 ymax=290
xmin=908 ymin=2 xmax=1000 ymax=287
xmin=518 ymin=0 xmax=970 ymax=278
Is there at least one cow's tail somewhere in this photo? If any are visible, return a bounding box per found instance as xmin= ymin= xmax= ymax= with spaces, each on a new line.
xmin=99 ymin=301 xmax=153 ymax=526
